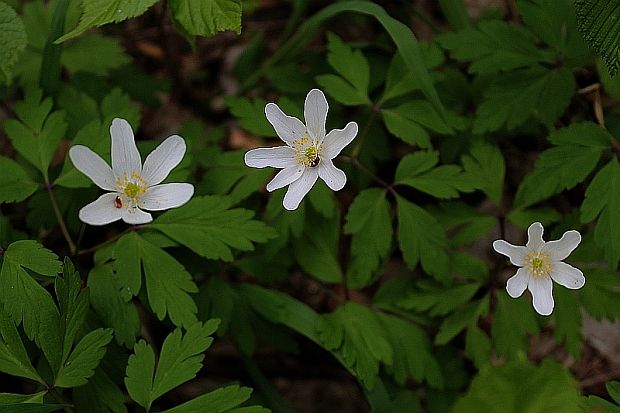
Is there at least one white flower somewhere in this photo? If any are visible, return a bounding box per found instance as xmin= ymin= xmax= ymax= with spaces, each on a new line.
xmin=492 ymin=222 xmax=585 ymax=316
xmin=69 ymin=118 xmax=194 ymax=225
xmin=244 ymin=88 xmax=358 ymax=210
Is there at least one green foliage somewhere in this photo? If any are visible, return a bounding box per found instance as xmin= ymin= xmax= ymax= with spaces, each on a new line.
xmin=0 ymin=156 xmax=38 ymax=203
xmin=168 ymin=0 xmax=242 ymax=37
xmin=575 ymin=0 xmax=620 ymax=76
xmin=0 ymin=2 xmax=27 ymax=84
xmin=124 ymin=320 xmax=219 ymax=411
xmin=160 ymin=385 xmax=269 ymax=413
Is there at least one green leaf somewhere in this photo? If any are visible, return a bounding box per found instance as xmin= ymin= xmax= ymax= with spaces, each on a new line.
xmin=437 ymin=20 xmax=553 ymax=74
xmin=553 ymin=287 xmax=582 ymax=358
xmin=515 ymin=122 xmax=610 ymax=208
xmin=0 ymin=312 xmax=44 ymax=384
xmin=581 ymin=159 xmax=620 ymax=267
xmin=344 ymin=189 xmax=392 ymax=288
xmin=0 ymin=391 xmax=44 ymax=404
xmin=160 ymin=385 xmax=267 ymax=413
xmin=465 ymin=326 xmax=492 ymax=369
xmin=491 ymin=293 xmax=539 ymax=358
xmin=113 ymin=232 xmax=199 ymax=328
xmin=0 ymin=240 xmax=62 ymax=370
xmin=0 ymin=405 xmax=69 ymax=413
xmin=575 ymin=0 xmax=620 ymax=77
xmin=381 ymin=108 xmax=431 ymax=148
xmin=473 ymin=66 xmax=575 ymax=133
xmin=54 ymin=328 xmax=113 ymax=388
xmin=316 ymin=302 xmax=393 ymax=389
xmin=125 ymin=321 xmax=220 ymax=410
xmin=61 ymin=34 xmax=129 ymax=75
xmin=396 ymin=196 xmax=450 ymax=280
xmin=3 ymin=88 xmax=67 ymax=179
xmin=398 ymin=282 xmax=482 ymax=317
xmin=461 ymin=143 xmax=505 ymax=205
xmin=149 ymin=196 xmax=277 ymax=262
xmin=73 ymin=368 xmax=128 ymax=413
xmin=435 ymin=298 xmax=488 ymax=345
xmin=56 ymin=0 xmax=159 ymax=42
xmin=0 ymin=157 xmax=38 ymax=203
xmin=453 ymin=360 xmax=581 ymax=413
xmin=168 ymin=0 xmax=241 ymax=37
xmin=316 ymin=74 xmax=371 ymax=106
xmin=395 ymin=152 xmax=475 ymax=199
xmin=223 ymin=97 xmax=273 ymax=137
xmin=88 ymin=265 xmax=139 ymax=348
xmin=580 ymin=268 xmax=620 ymax=320
xmin=0 ymin=2 xmax=27 ymax=84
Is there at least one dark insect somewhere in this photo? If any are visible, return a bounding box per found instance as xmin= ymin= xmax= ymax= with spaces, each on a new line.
xmin=309 ymin=157 xmax=320 ymax=167
xmin=114 ymin=196 xmax=123 ymax=209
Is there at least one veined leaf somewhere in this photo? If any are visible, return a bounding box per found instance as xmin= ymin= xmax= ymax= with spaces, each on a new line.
xmin=0 ymin=2 xmax=27 ymax=84
xmin=160 ymin=385 xmax=268 ymax=413
xmin=125 ymin=321 xmax=220 ymax=411
xmin=54 ymin=328 xmax=113 ymax=388
xmin=168 ymin=0 xmax=241 ymax=37
xmin=491 ymin=293 xmax=539 ymax=358
xmin=461 ymin=143 xmax=505 ymax=205
xmin=0 ymin=157 xmax=38 ymax=204
xmin=575 ymin=0 xmax=620 ymax=76
xmin=0 ymin=312 xmax=44 ymax=384
xmin=73 ymin=367 xmax=128 ymax=413
xmin=435 ymin=298 xmax=488 ymax=345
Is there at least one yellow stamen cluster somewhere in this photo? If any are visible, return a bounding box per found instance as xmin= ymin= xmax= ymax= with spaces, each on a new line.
xmin=292 ymin=136 xmax=322 ymax=167
xmin=116 ymin=170 xmax=148 ymax=204
xmin=525 ymin=251 xmax=552 ymax=278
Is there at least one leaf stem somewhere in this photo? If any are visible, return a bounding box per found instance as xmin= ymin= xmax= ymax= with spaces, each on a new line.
xmin=340 ymin=155 xmax=396 ymax=196
xmin=45 ymin=180 xmax=76 ymax=255
xmin=75 ymin=228 xmax=133 ymax=256
xmin=350 ymin=104 xmax=380 ymax=158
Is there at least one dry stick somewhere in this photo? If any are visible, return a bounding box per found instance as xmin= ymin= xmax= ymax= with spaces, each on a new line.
xmin=579 ymin=83 xmax=620 ymax=152
xmin=45 ymin=180 xmax=76 ymax=255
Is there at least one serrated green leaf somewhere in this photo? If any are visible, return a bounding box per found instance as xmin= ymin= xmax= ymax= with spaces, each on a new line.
xmin=396 ymin=196 xmax=450 ymax=280
xmin=433 ymin=202 xmax=496 ymax=248
xmin=0 ymin=311 xmax=44 ymax=384
xmin=316 ymin=302 xmax=392 ymax=389
xmin=399 ymin=282 xmax=481 ymax=317
xmin=168 ymin=0 xmax=241 ymax=37
xmin=453 ymin=360 xmax=581 ymax=413
xmin=435 ymin=298 xmax=488 ymax=345
xmin=125 ymin=321 xmax=220 ymax=410
xmin=575 ymin=0 xmax=620 ymax=76
xmin=553 ymin=287 xmax=582 ymax=358
xmin=344 ymin=188 xmax=391 ymax=288
xmin=112 ymin=232 xmax=198 ymax=328
xmin=491 ymin=293 xmax=539 ymax=358
xmin=73 ymin=368 xmax=128 ymax=413
xmin=88 ymin=265 xmax=139 ymax=348
xmin=61 ymin=34 xmax=129 ymax=75
xmin=57 ymin=0 xmax=159 ymax=43
xmin=473 ymin=66 xmax=575 ymax=133
xmin=315 ymin=74 xmax=371 ymax=106
xmin=160 ymin=385 xmax=268 ymax=413
xmin=0 ymin=2 xmax=27 ymax=84
xmin=0 ymin=240 xmax=61 ymax=370
xmin=396 ymin=160 xmax=475 ymax=199
xmin=223 ymin=97 xmax=273 ymax=137
xmin=149 ymin=196 xmax=277 ymax=261
xmin=580 ymin=268 xmax=620 ymax=320
xmin=55 ymin=328 xmax=113 ymax=388
xmin=3 ymin=88 xmax=67 ymax=179
xmin=580 ymin=159 xmax=620 ymax=267
xmin=0 ymin=391 xmax=44 ymax=404
xmin=461 ymin=143 xmax=505 ymax=205
xmin=465 ymin=326 xmax=492 ymax=369
xmin=0 ymin=156 xmax=38 ymax=204
xmin=381 ymin=109 xmax=431 ymax=148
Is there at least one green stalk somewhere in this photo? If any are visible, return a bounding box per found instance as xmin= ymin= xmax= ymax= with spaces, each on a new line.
xmin=40 ymin=0 xmax=69 ymax=94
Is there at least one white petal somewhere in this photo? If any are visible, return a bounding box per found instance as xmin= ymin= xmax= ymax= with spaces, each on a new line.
xmin=265 ymin=103 xmax=307 ymax=146
xmin=266 ymin=166 xmax=304 ymax=192
xmin=544 ymin=230 xmax=581 ymax=261
xmin=141 ymin=135 xmax=186 ymax=186
xmin=244 ymin=146 xmax=297 ymax=169
xmin=78 ymin=193 xmax=123 ymax=226
xmin=283 ymin=167 xmax=319 ymax=210
xmin=492 ymin=240 xmax=527 ymax=266
xmin=550 ymin=261 xmax=585 ymax=290
xmin=121 ymin=207 xmax=152 ymax=225
xmin=318 ymin=158 xmax=346 ymax=191
xmin=110 ymin=118 xmax=142 ymax=179
xmin=528 ymin=276 xmax=554 ymax=316
xmin=139 ymin=183 xmax=194 ymax=211
xmin=526 ymin=222 xmax=544 ymax=252
xmin=322 ymin=122 xmax=358 ymax=159
xmin=506 ymin=267 xmax=530 ymax=298
xmin=69 ymin=145 xmax=115 ymax=191
xmin=304 ymin=89 xmax=328 ymax=141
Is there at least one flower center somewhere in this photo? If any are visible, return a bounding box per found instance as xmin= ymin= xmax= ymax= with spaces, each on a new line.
xmin=525 ymin=251 xmax=552 ymax=278
xmin=116 ymin=171 xmax=148 ymax=205
xmin=292 ymin=136 xmax=322 ymax=167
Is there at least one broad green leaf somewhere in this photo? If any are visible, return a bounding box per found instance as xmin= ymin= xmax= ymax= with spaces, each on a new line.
xmin=149 ymin=196 xmax=277 ymax=262
xmin=3 ymin=88 xmax=67 ymax=179
xmin=316 ymin=302 xmax=393 ymax=389
xmin=344 ymin=188 xmax=391 ymax=288
xmin=396 ymin=196 xmax=450 ymax=280
xmin=223 ymin=97 xmax=273 ymax=137
xmin=168 ymin=0 xmax=241 ymax=37
xmin=125 ymin=321 xmax=220 ymax=410
xmin=435 ymin=298 xmax=488 ymax=345
xmin=398 ymin=282 xmax=482 ymax=317
xmin=55 ymin=328 xmax=113 ymax=388
xmin=316 ymin=74 xmax=371 ymax=106
xmin=0 ymin=2 xmax=27 ymax=84
xmin=465 ymin=326 xmax=492 ymax=369
xmin=580 ymin=268 xmax=620 ymax=320
xmin=580 ymin=159 xmax=620 ymax=267
xmin=0 ymin=312 xmax=43 ymax=384
xmin=453 ymin=360 xmax=581 ymax=413
xmin=55 ymin=259 xmax=89 ymax=363
xmin=0 ymin=391 xmax=44 ymax=404
xmin=73 ymin=368 xmax=128 ymax=413
xmin=461 ymin=143 xmax=505 ymax=205
xmin=88 ymin=265 xmax=139 ymax=348
xmin=61 ymin=34 xmax=129 ymax=75
xmin=473 ymin=66 xmax=575 ymax=133
xmin=381 ymin=108 xmax=431 ymax=148
xmin=160 ymin=385 xmax=268 ymax=413
xmin=553 ymin=287 xmax=582 ymax=358
xmin=433 ymin=202 xmax=496 ymax=248
xmin=0 ymin=241 xmax=61 ymax=370
xmin=0 ymin=157 xmax=38 ymax=203
xmin=575 ymin=0 xmax=620 ymax=76
xmin=113 ymin=232 xmax=198 ymax=328
xmin=437 ymin=20 xmax=553 ymax=74
xmin=57 ymin=0 xmax=159 ymax=42
xmin=491 ymin=293 xmax=539 ymax=358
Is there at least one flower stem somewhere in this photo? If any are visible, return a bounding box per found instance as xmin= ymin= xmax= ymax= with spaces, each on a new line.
xmin=350 ymin=104 xmax=380 ymax=158
xmin=340 ymin=155 xmax=396 ymax=195
xmin=45 ymin=180 xmax=76 ymax=255
xmin=75 ymin=228 xmax=132 ymax=256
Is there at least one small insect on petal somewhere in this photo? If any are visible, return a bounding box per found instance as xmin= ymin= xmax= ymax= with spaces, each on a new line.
xmin=114 ymin=196 xmax=123 ymax=209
